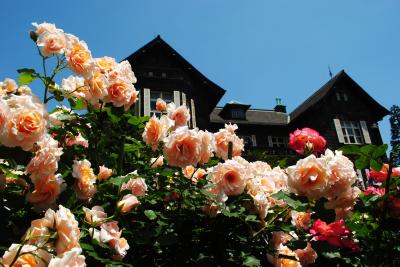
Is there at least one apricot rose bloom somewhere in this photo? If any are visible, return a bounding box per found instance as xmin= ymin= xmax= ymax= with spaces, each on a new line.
xmin=66 ymin=133 xmax=89 ymax=148
xmin=0 ymin=95 xmax=48 ymax=151
xmin=290 ymin=210 xmax=312 ymax=230
xmin=2 ymin=243 xmax=51 ymax=267
xmin=143 ymin=115 xmax=174 ymax=150
xmin=65 ymin=34 xmax=93 ymax=76
xmin=26 ymin=134 xmax=63 ymax=182
xmin=0 ymin=78 xmax=18 ymax=95
xmin=97 ymin=165 xmax=113 ymax=181
xmin=287 ymin=154 xmax=331 ymax=200
xmin=118 ymin=194 xmax=140 ymax=214
xmin=163 ymin=126 xmax=204 ymax=168
xmin=167 ymin=103 xmax=191 ymax=128
xmin=150 ymin=156 xmax=164 ymax=168
xmin=48 ymin=247 xmax=86 ymax=267
xmin=54 ymin=205 xmax=81 ymax=255
xmin=156 ymin=98 xmax=167 ymax=112
xmin=289 ymin=127 xmax=327 ymax=155
xmin=294 ymin=242 xmax=318 ymax=266
xmin=121 ymin=178 xmax=148 ymax=197
xmin=213 ymin=123 xmax=244 ymax=160
xmin=36 ymin=29 xmax=67 ymax=57
xmin=72 ymin=159 xmax=97 ymax=200
xmin=83 ymin=206 xmax=107 ymax=226
xmin=210 ymin=160 xmax=248 ymax=196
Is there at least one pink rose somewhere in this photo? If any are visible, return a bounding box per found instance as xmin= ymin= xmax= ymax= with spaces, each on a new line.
xmin=92 ymin=221 xmax=129 ymax=260
xmin=97 ymin=165 xmax=113 ymax=181
xmin=363 ymin=186 xmax=385 ymax=196
xmin=289 ymin=127 xmax=327 ymax=155
xmin=121 ymin=178 xmax=147 ymax=197
xmin=143 ymin=115 xmax=174 ymax=150
xmin=290 ymin=210 xmax=312 ymax=230
xmin=156 ymin=98 xmax=167 ymax=112
xmin=210 ymin=160 xmax=248 ymax=196
xmin=198 ymin=130 xmax=214 ymax=164
xmin=66 ymin=133 xmax=89 ymax=148
xmin=72 ymin=159 xmax=97 ymax=200
xmin=54 ymin=205 xmax=81 ymax=255
xmin=368 ymin=163 xmax=400 ymax=183
xmin=118 ymin=194 xmax=140 ymax=214
xmin=83 ymin=206 xmax=107 ymax=226
xmin=167 ymin=103 xmax=191 ymax=128
xmin=163 ymin=126 xmax=203 ymax=168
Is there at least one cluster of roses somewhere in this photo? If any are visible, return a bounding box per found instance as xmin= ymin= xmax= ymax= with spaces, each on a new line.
xmin=2 ymin=205 xmax=85 ymax=266
xmin=32 ymin=22 xmax=138 ymax=110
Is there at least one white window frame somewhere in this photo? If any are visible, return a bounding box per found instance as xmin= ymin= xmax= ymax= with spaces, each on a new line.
xmin=268 ymin=136 xmax=287 ymax=148
xmin=149 ymin=90 xmax=173 ymax=117
xmin=341 ymin=121 xmax=364 ymax=144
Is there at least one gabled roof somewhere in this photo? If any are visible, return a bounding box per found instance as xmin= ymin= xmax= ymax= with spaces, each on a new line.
xmin=290 ymin=70 xmax=389 ymax=122
xmin=210 ymin=107 xmax=289 ymax=126
xmin=123 ymin=35 xmax=226 ymax=104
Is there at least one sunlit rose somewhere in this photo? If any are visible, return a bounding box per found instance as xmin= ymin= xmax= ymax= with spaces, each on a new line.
xmin=267 ymin=244 xmax=301 ymax=267
xmin=156 ymin=98 xmax=167 ymax=112
xmin=368 ymin=163 xmax=400 ymax=183
xmin=118 ymin=194 xmax=140 ymax=214
xmin=61 ymin=75 xmax=89 ymax=100
xmin=2 ymin=243 xmax=52 ymax=267
xmin=289 ymin=127 xmax=326 ymax=155
xmin=106 ymin=80 xmax=138 ymax=109
xmin=83 ymin=206 xmax=107 ymax=226
xmin=85 ymin=72 xmax=109 ymax=105
xmin=213 ymin=123 xmax=244 ymax=160
xmin=66 ymin=133 xmax=89 ymax=148
xmin=150 ymin=156 xmax=164 ymax=168
xmin=94 ymin=56 xmax=117 ymax=73
xmin=37 ymin=30 xmax=66 ymax=57
xmin=32 ymin=22 xmax=58 ymax=35
xmin=294 ymin=242 xmax=318 ymax=266
xmin=108 ymin=60 xmax=137 ymax=84
xmin=0 ymin=78 xmax=18 ymax=95
xmin=0 ymin=98 xmax=9 ymax=128
xmin=143 ymin=115 xmax=174 ymax=150
xmin=198 ymin=130 xmax=214 ymax=164
xmin=167 ymin=103 xmax=191 ymax=128
xmin=210 ymin=160 xmax=248 ymax=196
xmin=72 ymin=159 xmax=97 ymax=200
xmin=290 ymin=210 xmax=312 ymax=230
xmin=26 ymin=174 xmax=66 ymax=211
xmin=121 ymin=177 xmax=147 ymax=197
xmin=54 ymin=205 xmax=81 ymax=255
xmin=97 ymin=165 xmax=113 ymax=182
xmin=92 ymin=221 xmax=129 ymax=260
xmin=48 ymin=247 xmax=86 ymax=267
xmin=287 ymin=155 xmax=330 ymax=200
xmin=65 ymin=34 xmax=92 ymax=76
xmin=163 ymin=126 xmax=203 ymax=168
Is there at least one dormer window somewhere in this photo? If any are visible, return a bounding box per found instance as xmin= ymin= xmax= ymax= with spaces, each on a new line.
xmin=336 ymin=92 xmax=348 ymax=102
xmin=231 ymin=109 xmax=245 ymax=119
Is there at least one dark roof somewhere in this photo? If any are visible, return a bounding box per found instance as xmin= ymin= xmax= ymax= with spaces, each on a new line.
xmin=210 ymin=107 xmax=289 ymax=126
xmin=123 ymin=35 xmax=226 ymax=108
xmin=290 ymin=70 xmax=390 ymax=121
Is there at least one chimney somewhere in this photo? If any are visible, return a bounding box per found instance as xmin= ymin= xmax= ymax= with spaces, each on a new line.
xmin=274 ymin=98 xmax=286 ymax=113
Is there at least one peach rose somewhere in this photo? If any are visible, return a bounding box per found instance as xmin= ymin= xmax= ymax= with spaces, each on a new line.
xmin=0 ymin=98 xmax=9 ymax=128
xmin=287 ymin=155 xmax=330 ymax=200
xmin=290 ymin=210 xmax=312 ymax=230
xmin=213 ymin=123 xmax=244 ymax=160
xmin=36 ymin=30 xmax=66 ymax=57
xmin=150 ymin=156 xmax=164 ymax=168
xmin=0 ymin=95 xmax=48 ymax=151
xmin=167 ymin=103 xmax=191 ymax=128
xmin=267 ymin=244 xmax=301 ymax=267
xmin=83 ymin=206 xmax=107 ymax=226
xmin=32 ymin=22 xmax=58 ymax=35
xmin=121 ymin=178 xmax=147 ymax=197
xmin=294 ymin=242 xmax=318 ymax=266
xmin=54 ymin=205 xmax=81 ymax=255
xmin=97 ymin=165 xmax=113 ymax=181
xmin=123 ymin=88 xmax=139 ymax=111
xmin=24 ymin=208 xmax=56 ymax=246
xmin=163 ymin=126 xmax=203 ymax=168
xmin=2 ymin=244 xmax=52 ymax=267
xmin=61 ymin=75 xmax=90 ymax=100
xmin=108 ymin=60 xmax=137 ymax=84
xmin=118 ymin=194 xmax=140 ymax=214
xmin=183 ymin=165 xmax=196 ymax=179
xmin=65 ymin=35 xmax=93 ymax=76
xmin=94 ymin=56 xmax=117 ymax=73
xmin=27 ymin=134 xmax=63 ymax=182
xmin=249 ymin=161 xmax=272 ymax=176
xmin=72 ymin=159 xmax=97 ymax=200
xmin=271 ymin=231 xmax=293 ymax=248
xmin=198 ymin=130 xmax=214 ymax=164
xmin=210 ymin=160 xmax=248 ymax=196
xmin=156 ymin=98 xmax=167 ymax=112
xmin=325 ymin=187 xmax=361 ymax=212
xmin=66 ymin=133 xmax=89 ymax=148
xmin=106 ymin=79 xmax=138 ymax=109
xmin=48 ymin=247 xmax=86 ymax=267
xmin=26 ymin=174 xmax=66 ymax=211
xmin=0 ymin=78 xmax=18 ymax=95
xmin=143 ymin=115 xmax=174 ymax=149
xmin=18 ymin=85 xmax=32 ymax=95
xmin=92 ymin=221 xmax=129 ymax=260
xmin=85 ymin=72 xmax=109 ymax=105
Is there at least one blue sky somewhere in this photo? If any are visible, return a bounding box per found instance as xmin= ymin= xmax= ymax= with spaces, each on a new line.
xmin=0 ymin=0 xmax=399 ymax=146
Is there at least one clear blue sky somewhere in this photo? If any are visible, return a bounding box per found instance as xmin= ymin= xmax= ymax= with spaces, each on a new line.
xmin=0 ymin=0 xmax=399 ymax=146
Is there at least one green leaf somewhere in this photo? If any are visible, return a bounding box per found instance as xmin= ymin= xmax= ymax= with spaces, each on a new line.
xmin=338 ymin=145 xmax=361 ymax=155
xmin=370 ymin=158 xmax=383 ymax=172
xmin=271 ymin=190 xmax=307 ymax=211
xmin=80 ymin=242 xmax=95 ymax=251
xmin=74 ymin=98 xmax=85 ymax=110
xmin=105 ymin=107 xmax=121 ymax=123
xmin=355 ymin=156 xmax=369 ymax=169
xmin=18 ymin=71 xmax=37 ymax=85
xmin=243 ymin=255 xmax=260 ymax=267
xmin=372 ymin=144 xmax=388 ymax=158
xmin=144 ymin=209 xmax=157 ymax=220
xmin=360 ymin=144 xmax=377 ymax=156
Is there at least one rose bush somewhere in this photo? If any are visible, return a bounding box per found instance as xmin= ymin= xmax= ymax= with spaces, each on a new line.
xmin=0 ymin=23 xmax=399 ymax=266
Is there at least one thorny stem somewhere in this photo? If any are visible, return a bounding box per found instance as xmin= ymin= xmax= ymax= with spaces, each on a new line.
xmin=252 ymin=206 xmax=290 ymax=239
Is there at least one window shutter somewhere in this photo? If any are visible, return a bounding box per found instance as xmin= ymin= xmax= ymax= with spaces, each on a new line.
xmin=333 ymin=119 xmax=345 ymax=143
xmin=173 ymin=91 xmax=180 ymax=106
xmin=267 ymin=136 xmax=273 ymax=147
xmin=143 ymin=88 xmax=150 ymax=116
xmin=360 ymin=121 xmax=371 ymax=144
xmin=356 ymin=169 xmax=366 ymax=190
xmin=190 ymin=99 xmax=197 ymax=128
xmin=182 ymin=92 xmax=186 ymax=107
xmin=251 ymin=135 xmax=257 ymax=147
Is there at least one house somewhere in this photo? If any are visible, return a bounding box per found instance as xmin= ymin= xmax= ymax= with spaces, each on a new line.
xmin=124 ymin=36 xmax=389 ymax=165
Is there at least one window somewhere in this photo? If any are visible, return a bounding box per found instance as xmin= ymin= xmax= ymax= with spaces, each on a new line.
xmin=240 ymin=136 xmax=253 ymax=147
xmin=270 ymin=136 xmax=287 ymax=148
xmin=341 ymin=121 xmax=363 ymax=144
xmin=231 ymin=109 xmax=245 ymax=119
xmin=336 ymin=92 xmax=341 ymax=101
xmin=150 ymin=91 xmax=173 ymax=117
